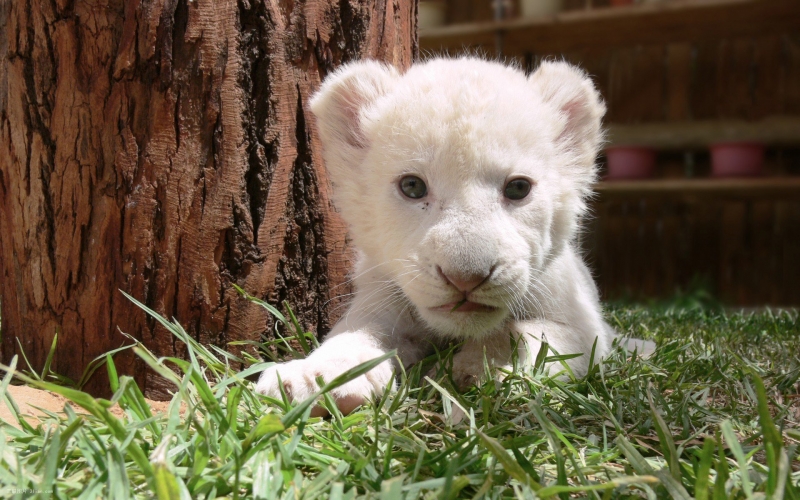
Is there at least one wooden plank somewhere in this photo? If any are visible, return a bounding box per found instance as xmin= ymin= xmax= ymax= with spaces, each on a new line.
xmin=666 ymin=43 xmax=693 ymax=121
xmin=716 ymin=38 xmax=755 ymax=119
xmin=718 ymin=201 xmax=747 ymax=304
xmin=690 ymin=198 xmax=721 ymax=297
xmin=445 ymin=0 xmax=471 ymax=25
xmin=594 ymin=178 xmax=800 ymax=198
xmin=691 ymin=40 xmax=719 ymax=120
xmin=421 ymin=0 xmax=800 ymax=57
xmin=606 ymin=47 xmax=636 ymax=123
xmin=783 ymin=34 xmax=800 ymax=115
xmin=562 ymin=0 xmax=590 ymax=11
xmin=784 ymin=202 xmax=800 ymax=305
xmin=750 ymin=35 xmax=783 ymax=119
xmin=584 ymin=199 xmax=612 ymax=299
xmin=640 ymin=199 xmax=661 ymax=296
xmin=605 ymin=200 xmax=628 ymax=299
xmin=606 ymin=116 xmax=800 ymax=149
xmin=658 ymin=201 xmax=682 ymax=295
xmin=607 ymin=45 xmax=665 ymax=123
xmin=772 ymin=200 xmax=800 ymax=305
xmin=749 ymin=201 xmax=776 ymax=304
xmin=622 ymin=200 xmax=640 ymax=298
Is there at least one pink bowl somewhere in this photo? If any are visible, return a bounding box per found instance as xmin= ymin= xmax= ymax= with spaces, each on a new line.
xmin=605 ymin=146 xmax=656 ymax=180
xmin=710 ymin=142 xmax=765 ymax=177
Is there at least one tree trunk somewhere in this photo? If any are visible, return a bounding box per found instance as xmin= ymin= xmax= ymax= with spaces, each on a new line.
xmin=0 ymin=0 xmax=417 ymax=398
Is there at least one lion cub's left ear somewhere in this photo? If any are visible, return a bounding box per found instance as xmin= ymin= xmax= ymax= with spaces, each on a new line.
xmin=310 ymin=61 xmax=399 ymax=180
xmin=529 ymin=61 xmax=606 ymax=175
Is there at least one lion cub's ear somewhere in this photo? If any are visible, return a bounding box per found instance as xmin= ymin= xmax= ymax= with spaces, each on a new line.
xmin=310 ymin=61 xmax=399 ymax=173
xmin=529 ymin=61 xmax=606 ymax=176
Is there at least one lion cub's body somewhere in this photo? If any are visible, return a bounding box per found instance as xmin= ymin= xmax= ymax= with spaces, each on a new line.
xmin=257 ymin=58 xmax=616 ymax=412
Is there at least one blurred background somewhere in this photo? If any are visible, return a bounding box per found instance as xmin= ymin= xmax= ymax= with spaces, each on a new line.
xmin=419 ymin=0 xmax=800 ymax=307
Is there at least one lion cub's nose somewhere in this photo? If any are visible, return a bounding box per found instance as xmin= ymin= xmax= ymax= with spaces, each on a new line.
xmin=437 ymin=265 xmax=494 ymax=293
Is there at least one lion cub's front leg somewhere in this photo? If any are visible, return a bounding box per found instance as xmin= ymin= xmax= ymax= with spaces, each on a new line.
xmin=444 ymin=332 xmax=516 ymax=389
xmin=448 ymin=319 xmax=607 ymax=387
xmin=255 ymin=330 xmax=395 ymax=416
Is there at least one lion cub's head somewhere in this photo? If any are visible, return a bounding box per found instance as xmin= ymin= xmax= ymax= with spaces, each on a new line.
xmin=311 ymin=57 xmax=605 ymax=338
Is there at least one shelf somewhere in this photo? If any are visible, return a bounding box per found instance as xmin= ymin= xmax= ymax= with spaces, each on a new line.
xmin=594 ymin=177 xmax=800 ymax=198
xmin=420 ymin=0 xmax=800 ymax=56
xmin=606 ymin=116 xmax=800 ymax=149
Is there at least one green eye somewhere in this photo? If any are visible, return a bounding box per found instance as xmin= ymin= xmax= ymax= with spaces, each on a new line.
xmin=504 ymin=178 xmax=532 ymax=200
xmin=399 ymin=175 xmax=427 ymax=199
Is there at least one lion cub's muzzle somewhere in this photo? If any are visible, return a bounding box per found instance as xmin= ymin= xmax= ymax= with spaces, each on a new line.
xmin=429 ymin=264 xmax=500 ymax=313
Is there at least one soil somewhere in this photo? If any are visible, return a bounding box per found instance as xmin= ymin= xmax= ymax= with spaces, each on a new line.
xmin=0 ymin=385 xmax=176 ymax=429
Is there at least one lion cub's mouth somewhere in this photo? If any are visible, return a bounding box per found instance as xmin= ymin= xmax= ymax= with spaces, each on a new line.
xmin=430 ymin=301 xmax=498 ymax=313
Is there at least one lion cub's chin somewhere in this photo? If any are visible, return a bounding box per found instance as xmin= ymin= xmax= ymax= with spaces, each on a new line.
xmin=429 ymin=301 xmax=498 ymax=314
xmin=417 ymin=302 xmax=509 ymax=339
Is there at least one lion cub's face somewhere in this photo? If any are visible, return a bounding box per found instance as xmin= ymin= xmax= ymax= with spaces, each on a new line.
xmin=311 ymin=58 xmax=605 ymax=338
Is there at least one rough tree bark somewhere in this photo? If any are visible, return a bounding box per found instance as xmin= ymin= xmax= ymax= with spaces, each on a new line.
xmin=0 ymin=0 xmax=417 ymax=398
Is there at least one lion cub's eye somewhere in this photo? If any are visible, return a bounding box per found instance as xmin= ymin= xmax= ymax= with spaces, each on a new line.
xmin=399 ymin=175 xmax=427 ymax=199
xmin=504 ymin=178 xmax=532 ymax=200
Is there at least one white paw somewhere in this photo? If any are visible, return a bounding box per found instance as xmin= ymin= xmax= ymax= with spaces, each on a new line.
xmin=620 ymin=337 xmax=656 ymax=357
xmin=255 ymin=350 xmax=395 ymax=416
xmin=427 ymin=351 xmax=493 ymax=390
xmin=451 ymin=351 xmax=496 ymax=389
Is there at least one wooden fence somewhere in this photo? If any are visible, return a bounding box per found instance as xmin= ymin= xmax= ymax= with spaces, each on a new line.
xmin=583 ymin=179 xmax=800 ymax=306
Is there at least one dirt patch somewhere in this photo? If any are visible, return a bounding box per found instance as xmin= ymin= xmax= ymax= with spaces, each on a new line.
xmin=0 ymin=385 xmax=179 ymax=429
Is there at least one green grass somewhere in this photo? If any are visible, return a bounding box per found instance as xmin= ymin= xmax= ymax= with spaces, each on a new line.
xmin=0 ymin=295 xmax=798 ymax=499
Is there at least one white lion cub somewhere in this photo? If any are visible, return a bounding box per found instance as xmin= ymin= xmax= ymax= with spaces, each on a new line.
xmin=256 ymin=57 xmax=616 ymax=414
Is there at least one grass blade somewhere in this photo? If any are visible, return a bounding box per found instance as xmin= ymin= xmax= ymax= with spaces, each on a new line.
xmin=476 ymin=429 xmax=541 ymax=491
xmin=720 ymin=420 xmax=753 ymax=497
xmin=647 ymin=389 xmax=681 ymax=482
xmin=694 ymin=438 xmax=715 ymax=500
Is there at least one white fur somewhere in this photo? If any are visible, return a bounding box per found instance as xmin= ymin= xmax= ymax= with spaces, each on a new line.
xmin=256 ymin=57 xmax=619 ymax=412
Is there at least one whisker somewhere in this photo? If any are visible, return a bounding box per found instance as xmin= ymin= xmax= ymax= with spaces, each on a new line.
xmin=331 ymin=258 xmax=417 ymax=291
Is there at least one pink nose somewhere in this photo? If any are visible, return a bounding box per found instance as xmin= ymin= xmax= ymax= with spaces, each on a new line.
xmin=437 ymin=266 xmax=493 ymax=293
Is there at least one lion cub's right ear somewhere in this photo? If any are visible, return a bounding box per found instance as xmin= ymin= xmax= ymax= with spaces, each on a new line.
xmin=310 ymin=61 xmax=399 ymax=175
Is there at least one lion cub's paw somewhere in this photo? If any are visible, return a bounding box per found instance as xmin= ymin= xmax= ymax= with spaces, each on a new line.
xmin=427 ymin=352 xmax=496 ymax=391
xmin=255 ymin=352 xmax=394 ymax=416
